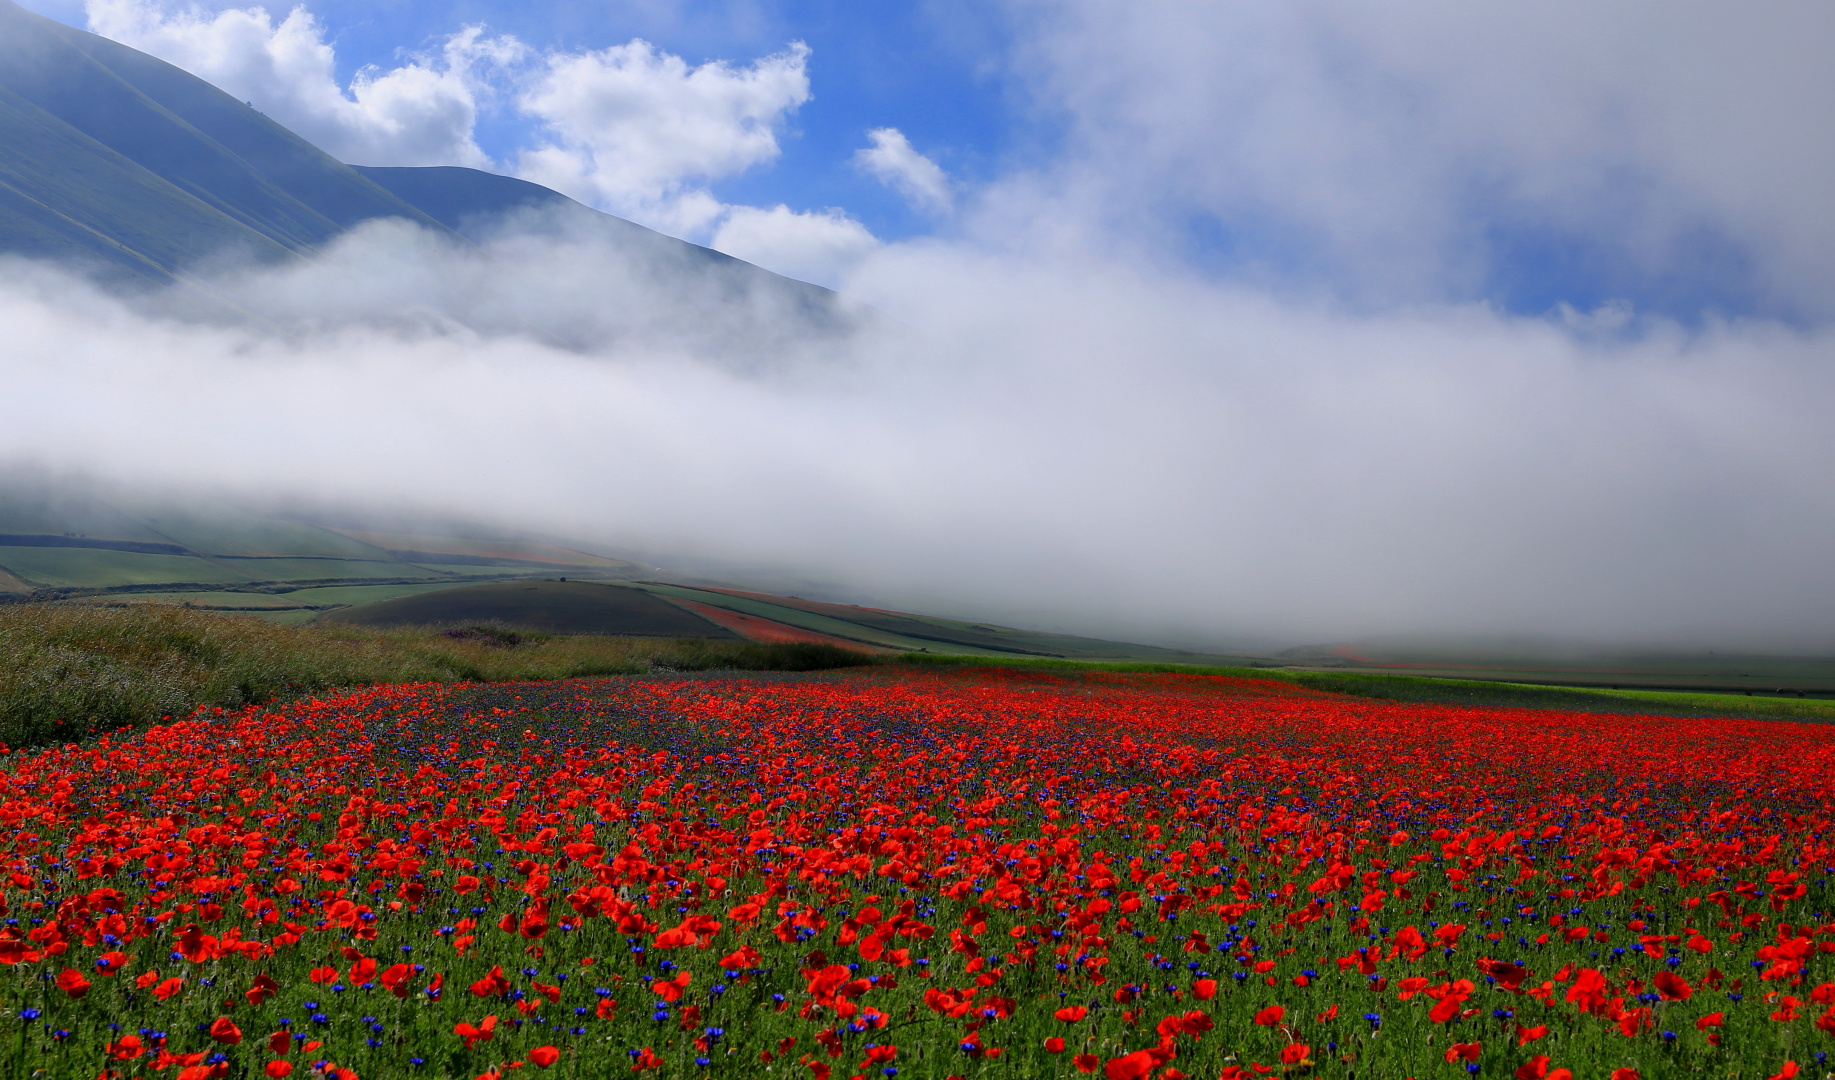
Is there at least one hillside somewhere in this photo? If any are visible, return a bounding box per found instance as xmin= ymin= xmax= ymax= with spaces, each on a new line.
xmin=0 ymin=0 xmax=853 ymax=330
xmin=0 ymin=0 xmax=450 ymax=285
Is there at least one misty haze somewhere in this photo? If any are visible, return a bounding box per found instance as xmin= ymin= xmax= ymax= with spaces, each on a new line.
xmin=3 ymin=0 xmax=1833 ymax=664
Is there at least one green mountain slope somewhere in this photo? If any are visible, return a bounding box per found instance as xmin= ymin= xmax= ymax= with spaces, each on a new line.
xmin=0 ymin=0 xmax=855 ymax=321
xmin=0 ymin=0 xmax=451 ymax=284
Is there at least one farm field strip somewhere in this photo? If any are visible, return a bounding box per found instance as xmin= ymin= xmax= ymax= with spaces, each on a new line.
xmin=2 ymin=667 xmax=1832 ymax=1079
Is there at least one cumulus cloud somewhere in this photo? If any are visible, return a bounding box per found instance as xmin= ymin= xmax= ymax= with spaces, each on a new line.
xmin=854 ymin=128 xmax=950 ymax=214
xmin=1001 ymin=0 xmax=1835 ymax=317
xmin=710 ymin=205 xmax=879 ymax=288
xmin=84 ymin=0 xmax=516 ymax=167
xmin=514 ymin=39 xmax=811 ymax=237
xmin=79 ymin=2 xmax=825 ymax=246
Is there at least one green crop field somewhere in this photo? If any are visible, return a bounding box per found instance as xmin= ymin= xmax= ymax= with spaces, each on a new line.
xmin=213 ymin=557 xmax=454 ymax=581
xmin=135 ymin=512 xmax=395 ymax=559
xmin=0 ymin=546 xmax=249 ymax=587
xmin=405 ymin=562 xmax=548 ymax=577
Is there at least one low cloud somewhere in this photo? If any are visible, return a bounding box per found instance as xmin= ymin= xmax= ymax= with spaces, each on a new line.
xmin=711 ymin=204 xmax=880 ymax=289
xmin=855 ymin=128 xmax=951 ymax=214
xmin=4 ymin=218 xmax=1834 ymax=652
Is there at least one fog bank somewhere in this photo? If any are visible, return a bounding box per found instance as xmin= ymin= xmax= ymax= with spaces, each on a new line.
xmin=3 ymin=217 xmax=1832 ymax=652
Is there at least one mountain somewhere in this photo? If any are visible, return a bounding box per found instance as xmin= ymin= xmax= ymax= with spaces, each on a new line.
xmin=352 ymin=164 xmax=844 ymax=316
xmin=0 ymin=0 xmax=455 ymax=286
xmin=0 ymin=0 xmax=848 ymax=322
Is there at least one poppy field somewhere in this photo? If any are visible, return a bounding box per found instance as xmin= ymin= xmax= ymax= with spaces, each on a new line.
xmin=3 ymin=666 xmax=1833 ymax=1080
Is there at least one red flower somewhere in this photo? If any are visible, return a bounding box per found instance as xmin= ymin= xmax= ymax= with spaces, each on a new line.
xmin=454 ymin=1015 xmax=498 ymax=1050
xmin=1045 ymin=1037 xmax=1066 ymax=1053
xmin=1056 ymin=1006 xmax=1089 ymax=1022
xmin=652 ymin=971 xmax=691 ymax=1002
xmin=1192 ymin=978 xmax=1217 ymax=1000
xmin=379 ymin=963 xmax=414 ymax=999
xmin=1073 ymin=1054 xmax=1100 ymax=1074
xmin=264 ymin=1066 xmax=292 ymax=1079
xmin=56 ymin=969 xmax=90 ymax=999
xmin=470 ymin=965 xmax=512 ymax=998
xmin=1252 ymin=1004 xmax=1284 ymax=1026
xmin=95 ymin=951 xmax=130 ymax=976
xmin=1445 ymin=1042 xmax=1481 ymax=1063
xmin=528 ymin=1046 xmax=560 ymax=1068
xmin=208 ymin=1018 xmax=242 ymax=1045
xmin=1104 ymin=1050 xmax=1156 ymax=1080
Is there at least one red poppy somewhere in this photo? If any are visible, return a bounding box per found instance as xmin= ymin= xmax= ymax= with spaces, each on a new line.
xmin=56 ymin=969 xmax=90 ymax=999
xmin=454 ymin=1015 xmax=498 ymax=1050
xmin=1104 ymin=1050 xmax=1156 ymax=1080
xmin=1445 ymin=1042 xmax=1481 ymax=1063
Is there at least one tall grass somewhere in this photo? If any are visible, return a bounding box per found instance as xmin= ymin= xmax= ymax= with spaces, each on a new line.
xmin=0 ymin=603 xmax=873 ymax=748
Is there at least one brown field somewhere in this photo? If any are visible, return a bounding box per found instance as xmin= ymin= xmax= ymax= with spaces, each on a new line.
xmin=666 ymin=597 xmax=893 ymax=650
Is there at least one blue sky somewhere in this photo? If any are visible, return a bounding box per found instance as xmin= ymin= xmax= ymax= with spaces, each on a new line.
xmin=22 ymin=0 xmax=1835 ymax=322
xmin=272 ymin=0 xmax=1027 ymax=242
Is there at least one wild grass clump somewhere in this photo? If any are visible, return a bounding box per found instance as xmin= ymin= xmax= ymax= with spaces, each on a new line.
xmin=0 ymin=604 xmax=876 ymax=748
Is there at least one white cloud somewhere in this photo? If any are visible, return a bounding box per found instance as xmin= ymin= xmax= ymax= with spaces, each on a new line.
xmin=1002 ymin=0 xmax=1835 ymax=316
xmin=854 ymin=128 xmax=950 ymax=214
xmin=710 ymin=204 xmax=879 ymax=288
xmin=514 ymin=39 xmax=811 ymax=238
xmin=6 ymin=229 xmax=1835 ymax=651
xmin=84 ymin=0 xmax=516 ymax=168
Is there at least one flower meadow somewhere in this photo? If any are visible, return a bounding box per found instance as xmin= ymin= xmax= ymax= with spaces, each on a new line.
xmin=3 ymin=666 xmax=1834 ymax=1080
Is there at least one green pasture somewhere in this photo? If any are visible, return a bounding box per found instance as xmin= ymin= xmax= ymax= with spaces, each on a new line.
xmin=137 ymin=511 xmax=393 ymax=559
xmin=285 ymin=581 xmax=517 ymax=606
xmin=0 ymin=546 xmax=249 ymax=587
xmin=215 ymin=557 xmax=451 ymax=581
xmin=406 ymin=562 xmax=547 ymax=577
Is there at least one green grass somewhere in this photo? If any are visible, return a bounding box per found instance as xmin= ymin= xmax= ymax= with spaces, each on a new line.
xmin=214 ymin=557 xmax=452 ymax=581
xmin=0 ymin=602 xmax=875 ymax=748
xmin=897 ymin=652 xmax=1835 ymax=723
xmin=0 ymin=546 xmax=250 ymax=587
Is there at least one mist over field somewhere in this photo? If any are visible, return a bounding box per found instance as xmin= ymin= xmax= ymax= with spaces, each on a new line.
xmin=3 ymin=0 xmax=1834 ymax=652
